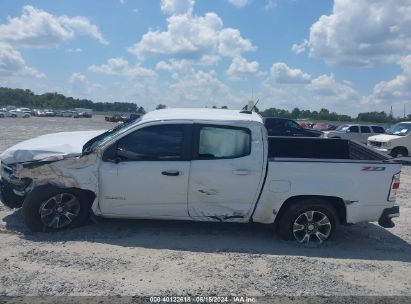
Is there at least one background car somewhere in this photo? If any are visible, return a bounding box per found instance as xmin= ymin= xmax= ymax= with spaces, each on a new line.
xmin=368 ymin=121 xmax=411 ymax=157
xmin=324 ymin=124 xmax=385 ymax=144
xmin=8 ymin=110 xmax=30 ymax=118
xmin=263 ymin=117 xmax=323 ymax=137
xmin=43 ymin=109 xmax=56 ymax=117
xmin=296 ymin=120 xmax=313 ymax=128
xmin=0 ymin=109 xmax=13 ymax=118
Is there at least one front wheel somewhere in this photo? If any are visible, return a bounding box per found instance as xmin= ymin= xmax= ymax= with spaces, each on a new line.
xmin=22 ymin=186 xmax=91 ymax=232
xmin=278 ymin=199 xmax=338 ymax=243
xmin=390 ymin=147 xmax=408 ymax=158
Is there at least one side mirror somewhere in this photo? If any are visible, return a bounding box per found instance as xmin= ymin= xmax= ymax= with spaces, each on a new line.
xmin=346 ymin=129 xmax=351 ymax=133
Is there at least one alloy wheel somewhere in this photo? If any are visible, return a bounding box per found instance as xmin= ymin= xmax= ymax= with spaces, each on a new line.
xmin=293 ymin=210 xmax=332 ymax=243
xmin=39 ymin=193 xmax=81 ymax=229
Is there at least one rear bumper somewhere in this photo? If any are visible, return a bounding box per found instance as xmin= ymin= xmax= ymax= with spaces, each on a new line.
xmin=378 ymin=205 xmax=400 ymax=228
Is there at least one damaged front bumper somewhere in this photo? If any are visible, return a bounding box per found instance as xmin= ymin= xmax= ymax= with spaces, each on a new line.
xmin=1 ymin=153 xmax=101 ymax=213
xmin=1 ymin=162 xmax=32 ymax=208
xmin=378 ymin=205 xmax=400 ymax=228
xmin=0 ymin=178 xmax=27 ymax=209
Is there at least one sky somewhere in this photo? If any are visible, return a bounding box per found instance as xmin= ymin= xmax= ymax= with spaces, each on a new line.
xmin=0 ymin=0 xmax=410 ymax=116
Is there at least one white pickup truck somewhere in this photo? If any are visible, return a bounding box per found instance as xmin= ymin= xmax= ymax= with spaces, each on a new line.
xmin=368 ymin=121 xmax=411 ymax=157
xmin=0 ymin=109 xmax=401 ymax=243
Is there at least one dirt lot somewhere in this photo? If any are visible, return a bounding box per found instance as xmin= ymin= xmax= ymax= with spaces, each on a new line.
xmin=0 ymin=116 xmax=410 ymax=296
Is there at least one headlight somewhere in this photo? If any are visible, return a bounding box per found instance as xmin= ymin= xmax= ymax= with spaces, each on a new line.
xmin=382 ymin=142 xmax=391 ymax=148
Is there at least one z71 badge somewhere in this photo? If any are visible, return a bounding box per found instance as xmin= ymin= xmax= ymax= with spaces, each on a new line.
xmin=362 ymin=166 xmax=386 ymax=171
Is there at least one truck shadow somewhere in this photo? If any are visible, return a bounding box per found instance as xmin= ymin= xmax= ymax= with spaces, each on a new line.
xmin=3 ymin=210 xmax=411 ymax=263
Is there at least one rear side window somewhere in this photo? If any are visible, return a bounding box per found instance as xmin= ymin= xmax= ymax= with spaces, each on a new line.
xmin=348 ymin=126 xmax=359 ymax=133
xmin=264 ymin=119 xmax=285 ymax=131
xmin=372 ymin=126 xmax=385 ymax=133
xmin=285 ymin=120 xmax=302 ymax=131
xmin=117 ymin=124 xmax=184 ymax=160
xmin=360 ymin=126 xmax=371 ymax=133
xmin=197 ymin=126 xmax=251 ymax=159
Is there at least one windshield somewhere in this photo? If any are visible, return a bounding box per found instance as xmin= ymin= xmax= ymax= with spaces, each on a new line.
xmin=82 ymin=118 xmax=142 ymax=154
xmin=386 ymin=123 xmax=411 ymax=136
xmin=335 ymin=124 xmax=349 ymax=132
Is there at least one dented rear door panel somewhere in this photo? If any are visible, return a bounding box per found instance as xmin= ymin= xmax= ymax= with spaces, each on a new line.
xmin=187 ymin=122 xmax=266 ymax=221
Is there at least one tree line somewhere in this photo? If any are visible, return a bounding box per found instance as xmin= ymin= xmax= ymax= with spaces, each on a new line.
xmin=258 ymin=107 xmax=410 ymax=123
xmin=1 ymin=87 xmax=409 ymax=123
xmin=0 ymin=87 xmax=146 ymax=113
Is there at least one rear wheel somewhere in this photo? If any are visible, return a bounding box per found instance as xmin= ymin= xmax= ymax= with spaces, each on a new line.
xmin=278 ymin=198 xmax=338 ymax=243
xmin=22 ymin=186 xmax=91 ymax=232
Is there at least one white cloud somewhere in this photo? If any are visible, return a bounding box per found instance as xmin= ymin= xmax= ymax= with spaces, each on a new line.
xmin=228 ymin=0 xmax=252 ymax=8
xmin=0 ymin=43 xmax=44 ymax=78
xmin=260 ymin=72 xmax=363 ymax=114
xmin=128 ymin=10 xmax=255 ymax=60
xmin=59 ymin=15 xmax=109 ymax=45
xmin=227 ymin=56 xmax=259 ymax=80
xmin=307 ymin=74 xmax=361 ymax=106
xmin=270 ymin=62 xmax=311 ymax=84
xmin=160 ymin=0 xmax=195 ymax=15
xmin=368 ymin=56 xmax=411 ymax=112
xmin=65 ymin=47 xmax=83 ymax=53
xmin=291 ymin=39 xmax=308 ymax=54
xmin=129 ymin=13 xmax=222 ymax=59
xmin=69 ymin=73 xmax=104 ymax=98
xmin=89 ymin=57 xmax=157 ymax=78
xmin=264 ymin=0 xmax=277 ymax=11
xmin=300 ymin=0 xmax=411 ymax=66
xmin=167 ymin=69 xmax=239 ymax=106
xmin=120 ymin=0 xmax=126 ymax=4
xmin=155 ymin=55 xmax=220 ymax=73
xmin=0 ymin=5 xmax=109 ymax=48
xmin=218 ymin=28 xmax=256 ymax=57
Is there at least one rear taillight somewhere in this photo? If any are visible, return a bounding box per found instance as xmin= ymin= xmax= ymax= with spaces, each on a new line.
xmin=388 ymin=172 xmax=401 ymax=202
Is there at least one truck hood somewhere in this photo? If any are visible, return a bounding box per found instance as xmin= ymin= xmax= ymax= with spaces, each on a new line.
xmin=368 ymin=134 xmax=403 ymax=142
xmin=0 ymin=130 xmax=106 ymax=165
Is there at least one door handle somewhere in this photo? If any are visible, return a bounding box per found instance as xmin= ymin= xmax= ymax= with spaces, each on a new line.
xmin=198 ymin=189 xmax=218 ymax=195
xmin=232 ymin=169 xmax=250 ymax=175
xmin=161 ymin=170 xmax=180 ymax=176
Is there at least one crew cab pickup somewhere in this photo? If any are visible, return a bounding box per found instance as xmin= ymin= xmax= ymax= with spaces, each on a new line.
xmin=0 ymin=109 xmax=401 ymax=243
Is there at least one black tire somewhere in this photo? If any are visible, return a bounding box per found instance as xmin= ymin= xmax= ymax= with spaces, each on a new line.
xmin=277 ymin=198 xmax=338 ymax=243
xmin=0 ymin=180 xmax=24 ymax=208
xmin=11 ymin=114 xmax=17 ymax=118
xmin=22 ymin=185 xmax=91 ymax=232
xmin=390 ymin=147 xmax=408 ymax=158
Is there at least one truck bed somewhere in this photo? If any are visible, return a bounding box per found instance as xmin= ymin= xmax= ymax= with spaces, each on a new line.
xmin=268 ymin=137 xmax=390 ymax=161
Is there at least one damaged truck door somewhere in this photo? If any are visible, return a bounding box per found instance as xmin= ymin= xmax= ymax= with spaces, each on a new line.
xmin=99 ymin=123 xmax=192 ymax=218
xmin=187 ymin=124 xmax=265 ymax=221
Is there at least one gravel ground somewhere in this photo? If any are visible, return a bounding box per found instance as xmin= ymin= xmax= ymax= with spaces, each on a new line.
xmin=0 ymin=116 xmax=410 ymax=296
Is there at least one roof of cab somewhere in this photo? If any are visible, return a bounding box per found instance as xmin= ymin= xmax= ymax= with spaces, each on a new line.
xmin=141 ymin=108 xmax=263 ymax=123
